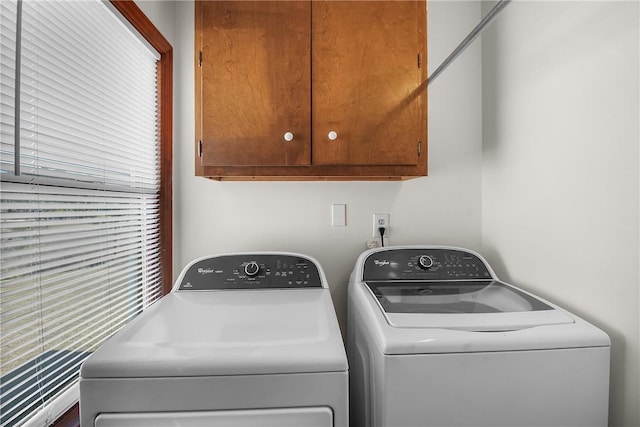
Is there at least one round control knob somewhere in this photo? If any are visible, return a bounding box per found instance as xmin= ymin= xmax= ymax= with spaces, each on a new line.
xmin=327 ymin=131 xmax=338 ymax=141
xmin=283 ymin=132 xmax=294 ymax=142
xmin=244 ymin=261 xmax=260 ymax=277
xmin=418 ymin=255 xmax=434 ymax=269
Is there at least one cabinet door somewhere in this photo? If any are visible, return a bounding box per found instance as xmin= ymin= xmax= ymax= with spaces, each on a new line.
xmin=311 ymin=1 xmax=426 ymax=166
xmin=197 ymin=1 xmax=311 ymax=166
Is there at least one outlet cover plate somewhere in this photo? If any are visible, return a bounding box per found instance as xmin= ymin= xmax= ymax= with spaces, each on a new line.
xmin=373 ymin=213 xmax=389 ymax=237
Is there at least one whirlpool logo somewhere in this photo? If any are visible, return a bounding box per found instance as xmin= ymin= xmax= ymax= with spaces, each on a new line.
xmin=373 ymin=259 xmax=390 ymax=266
xmin=197 ymin=267 xmax=215 ymax=275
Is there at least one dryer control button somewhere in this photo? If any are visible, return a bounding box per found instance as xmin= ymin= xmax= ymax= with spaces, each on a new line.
xmin=244 ymin=261 xmax=260 ymax=277
xmin=418 ymin=255 xmax=434 ymax=269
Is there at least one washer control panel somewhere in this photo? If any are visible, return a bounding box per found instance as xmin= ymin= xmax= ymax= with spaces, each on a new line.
xmin=178 ymin=254 xmax=323 ymax=290
xmin=363 ymin=248 xmax=492 ymax=281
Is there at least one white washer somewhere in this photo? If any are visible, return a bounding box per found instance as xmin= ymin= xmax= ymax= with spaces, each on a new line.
xmin=80 ymin=252 xmax=348 ymax=427
xmin=348 ymin=246 xmax=610 ymax=427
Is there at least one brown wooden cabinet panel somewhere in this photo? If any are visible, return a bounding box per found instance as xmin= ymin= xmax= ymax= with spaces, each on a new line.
xmin=311 ymin=1 xmax=426 ymax=166
xmin=196 ymin=1 xmax=311 ymax=167
xmin=195 ymin=0 xmax=427 ymax=180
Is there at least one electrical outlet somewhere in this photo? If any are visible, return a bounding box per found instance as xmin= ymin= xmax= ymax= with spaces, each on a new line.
xmin=373 ymin=214 xmax=390 ymax=237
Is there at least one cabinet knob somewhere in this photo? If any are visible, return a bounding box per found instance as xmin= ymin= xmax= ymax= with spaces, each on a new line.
xmin=283 ymin=132 xmax=294 ymax=142
xmin=327 ymin=131 xmax=338 ymax=141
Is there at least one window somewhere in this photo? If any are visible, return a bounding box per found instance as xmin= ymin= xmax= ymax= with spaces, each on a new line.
xmin=0 ymin=1 xmax=172 ymax=426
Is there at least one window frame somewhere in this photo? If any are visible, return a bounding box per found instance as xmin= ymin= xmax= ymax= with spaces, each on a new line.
xmin=109 ymin=0 xmax=173 ymax=294
xmin=109 ymin=0 xmax=173 ymax=297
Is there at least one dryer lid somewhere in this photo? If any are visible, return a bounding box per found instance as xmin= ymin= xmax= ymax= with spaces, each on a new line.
xmin=80 ymin=290 xmax=347 ymax=378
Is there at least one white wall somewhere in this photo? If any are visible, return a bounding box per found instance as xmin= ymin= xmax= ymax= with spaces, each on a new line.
xmin=481 ymin=1 xmax=640 ymax=426
xmin=137 ymin=0 xmax=484 ymax=330
xmin=136 ymin=0 xmax=640 ymax=424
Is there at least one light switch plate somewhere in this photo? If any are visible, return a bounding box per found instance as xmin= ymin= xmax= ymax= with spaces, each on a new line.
xmin=331 ymin=204 xmax=347 ymax=226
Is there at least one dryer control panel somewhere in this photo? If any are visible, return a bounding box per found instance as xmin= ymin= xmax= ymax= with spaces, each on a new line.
xmin=178 ymin=254 xmax=323 ymax=290
xmin=363 ymin=248 xmax=492 ymax=281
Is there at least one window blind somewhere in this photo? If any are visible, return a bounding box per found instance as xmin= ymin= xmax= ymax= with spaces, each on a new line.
xmin=0 ymin=1 xmax=164 ymax=426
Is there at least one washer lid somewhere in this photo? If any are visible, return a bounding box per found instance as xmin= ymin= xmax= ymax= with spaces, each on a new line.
xmin=366 ymin=280 xmax=574 ymax=331
xmin=352 ymin=281 xmax=610 ymax=355
xmin=80 ymin=290 xmax=347 ymax=378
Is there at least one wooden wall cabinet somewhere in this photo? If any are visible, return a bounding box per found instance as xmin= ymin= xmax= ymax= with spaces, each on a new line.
xmin=195 ymin=1 xmax=427 ymax=180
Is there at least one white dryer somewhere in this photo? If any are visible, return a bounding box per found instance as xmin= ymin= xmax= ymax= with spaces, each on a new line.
xmin=348 ymin=246 xmax=610 ymax=427
xmin=80 ymin=252 xmax=348 ymax=427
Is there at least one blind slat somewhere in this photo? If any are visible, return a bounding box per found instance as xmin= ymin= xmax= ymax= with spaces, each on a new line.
xmin=2 ymin=281 xmax=154 ymax=370
xmin=2 ymin=265 xmax=162 ymax=349
xmin=4 ymin=0 xmax=159 ymax=186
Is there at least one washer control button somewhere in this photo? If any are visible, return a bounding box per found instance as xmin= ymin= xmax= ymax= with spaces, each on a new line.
xmin=244 ymin=261 xmax=260 ymax=277
xmin=418 ymin=255 xmax=434 ymax=269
